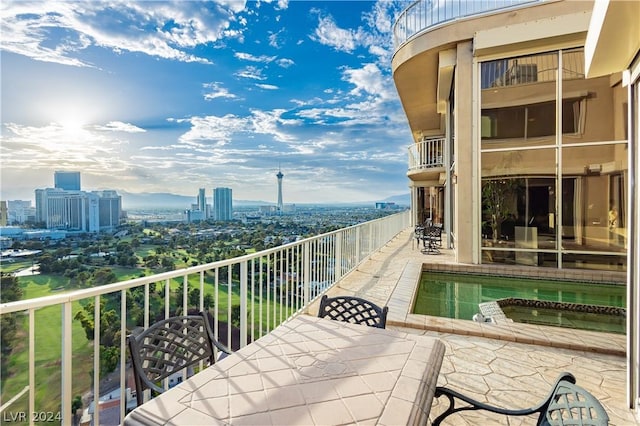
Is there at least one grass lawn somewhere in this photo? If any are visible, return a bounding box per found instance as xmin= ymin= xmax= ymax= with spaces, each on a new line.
xmin=0 ymin=260 xmax=33 ymax=274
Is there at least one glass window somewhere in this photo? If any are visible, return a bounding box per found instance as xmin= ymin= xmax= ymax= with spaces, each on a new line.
xmin=479 ymin=48 xmax=627 ymax=270
xmin=561 ymin=145 xmax=627 ymax=252
xmin=482 ymin=98 xmax=583 ymax=140
xmin=481 ymin=52 xmax=557 ymax=150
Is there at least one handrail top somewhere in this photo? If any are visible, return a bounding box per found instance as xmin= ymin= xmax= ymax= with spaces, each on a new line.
xmin=393 ymin=0 xmax=541 ymax=51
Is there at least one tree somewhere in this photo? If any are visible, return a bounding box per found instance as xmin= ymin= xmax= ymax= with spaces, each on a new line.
xmin=69 ymin=271 xmax=92 ymax=288
xmin=189 ymin=288 xmax=201 ymax=307
xmin=161 ymin=256 xmax=175 ymax=270
xmin=74 ymin=301 xmax=121 ymax=375
xmin=100 ymin=346 xmax=119 ymax=376
xmin=203 ymin=294 xmax=214 ymax=309
xmin=1 ymin=274 xmax=23 ymax=377
xmin=93 ymin=268 xmax=117 ymax=286
xmin=482 ymin=178 xmax=521 ymax=243
xmin=71 ymin=395 xmax=82 ymax=423
xmin=230 ymin=305 xmax=242 ymax=327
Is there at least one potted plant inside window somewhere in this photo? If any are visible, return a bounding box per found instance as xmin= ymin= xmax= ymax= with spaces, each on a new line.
xmin=482 ymin=178 xmax=521 ymax=244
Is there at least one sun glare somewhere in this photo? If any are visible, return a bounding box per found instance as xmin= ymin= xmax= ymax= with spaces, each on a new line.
xmin=57 ymin=114 xmax=88 ymax=137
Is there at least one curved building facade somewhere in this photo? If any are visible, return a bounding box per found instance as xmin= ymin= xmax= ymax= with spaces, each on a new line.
xmin=392 ymin=0 xmax=638 ymax=412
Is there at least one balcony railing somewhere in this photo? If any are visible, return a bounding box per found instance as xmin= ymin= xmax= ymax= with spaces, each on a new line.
xmin=393 ymin=0 xmax=540 ymax=49
xmin=408 ymin=137 xmax=445 ymax=172
xmin=0 ymin=210 xmax=410 ymax=425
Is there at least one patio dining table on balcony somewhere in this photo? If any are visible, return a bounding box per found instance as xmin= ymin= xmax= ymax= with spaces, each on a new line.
xmin=123 ymin=314 xmax=446 ymax=426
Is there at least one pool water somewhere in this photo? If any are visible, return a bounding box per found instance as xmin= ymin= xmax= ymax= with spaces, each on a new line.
xmin=413 ymin=272 xmax=626 ymax=334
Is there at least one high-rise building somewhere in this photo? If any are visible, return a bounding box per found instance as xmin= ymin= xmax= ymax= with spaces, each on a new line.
xmin=35 ymin=188 xmax=98 ymax=231
xmin=276 ymin=168 xmax=284 ymax=213
xmin=94 ymin=190 xmax=122 ymax=231
xmin=185 ymin=209 xmax=205 ymax=223
xmin=0 ymin=201 xmax=7 ymax=226
xmin=35 ymin=172 xmax=121 ymax=232
xmin=213 ymin=187 xmax=233 ymax=221
xmin=7 ymin=200 xmax=34 ymax=224
xmin=54 ymin=171 xmax=81 ymax=191
xmin=197 ymin=188 xmax=207 ymax=216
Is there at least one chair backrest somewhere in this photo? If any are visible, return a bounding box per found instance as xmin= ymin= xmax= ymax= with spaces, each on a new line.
xmin=427 ymin=225 xmax=442 ymax=238
xmin=127 ymin=312 xmax=229 ymax=406
xmin=538 ymin=374 xmax=609 ymax=425
xmin=317 ymin=295 xmax=389 ymax=329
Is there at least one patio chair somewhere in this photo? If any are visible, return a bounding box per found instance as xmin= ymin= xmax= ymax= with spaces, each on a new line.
xmin=127 ymin=312 xmax=231 ymax=407
xmin=421 ymin=225 xmax=442 ymax=254
xmin=317 ymin=295 xmax=389 ymax=329
xmin=432 ymin=372 xmax=609 ymax=426
xmin=432 ymin=223 xmax=443 ymax=246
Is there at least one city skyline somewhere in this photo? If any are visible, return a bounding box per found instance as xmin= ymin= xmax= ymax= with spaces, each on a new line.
xmin=1 ymin=1 xmax=413 ymax=205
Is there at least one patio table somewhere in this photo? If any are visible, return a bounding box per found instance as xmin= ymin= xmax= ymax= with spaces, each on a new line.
xmin=123 ymin=315 xmax=445 ymax=426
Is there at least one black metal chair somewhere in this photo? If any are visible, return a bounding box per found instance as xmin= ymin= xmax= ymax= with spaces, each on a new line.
xmin=432 ymin=223 xmax=443 ymax=246
xmin=421 ymin=225 xmax=442 ymax=254
xmin=317 ymin=295 xmax=389 ymax=329
xmin=127 ymin=312 xmax=231 ymax=407
xmin=433 ymin=372 xmax=609 ymax=425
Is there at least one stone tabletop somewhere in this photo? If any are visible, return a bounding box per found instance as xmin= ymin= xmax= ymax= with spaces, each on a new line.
xmin=124 ymin=315 xmax=446 ymax=426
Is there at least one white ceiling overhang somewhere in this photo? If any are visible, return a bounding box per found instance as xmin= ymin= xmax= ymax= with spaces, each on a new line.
xmin=585 ymin=0 xmax=640 ymax=78
xmin=474 ymin=11 xmax=591 ymax=59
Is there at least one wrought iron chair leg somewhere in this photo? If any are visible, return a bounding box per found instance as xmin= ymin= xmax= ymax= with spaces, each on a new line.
xmin=431 ymin=373 xmax=585 ymax=425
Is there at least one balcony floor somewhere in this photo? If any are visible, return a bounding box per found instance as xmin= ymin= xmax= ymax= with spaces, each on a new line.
xmin=306 ymin=229 xmax=637 ymax=425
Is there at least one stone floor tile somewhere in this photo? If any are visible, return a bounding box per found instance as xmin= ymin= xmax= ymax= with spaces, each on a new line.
xmin=343 ymin=394 xmax=384 ymax=422
xmin=448 ymin=353 xmax=495 ymax=375
xmin=307 ymin=399 xmax=354 ymax=425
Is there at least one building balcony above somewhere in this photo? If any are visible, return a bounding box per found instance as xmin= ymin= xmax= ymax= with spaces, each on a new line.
xmin=407 ymin=137 xmax=446 ymax=182
xmin=393 ymin=0 xmax=540 ymax=50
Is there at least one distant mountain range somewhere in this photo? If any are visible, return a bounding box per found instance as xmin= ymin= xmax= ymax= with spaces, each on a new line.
xmin=119 ymin=191 xmax=410 ymax=210
xmin=380 ymin=193 xmax=411 ymax=206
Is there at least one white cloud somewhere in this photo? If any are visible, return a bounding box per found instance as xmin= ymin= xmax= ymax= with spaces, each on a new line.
xmin=0 ymin=1 xmax=251 ymax=66
xmin=249 ymin=109 xmax=298 ymax=142
xmin=235 ymin=52 xmax=277 ymax=63
xmin=0 ymin=122 xmax=131 ymax=174
xmin=93 ymin=121 xmax=146 ymax=133
xmin=256 ymin=83 xmax=279 ymax=90
xmin=342 ymin=63 xmax=395 ymax=100
xmin=268 ymin=28 xmax=285 ymax=48
xmin=203 ymin=82 xmax=237 ymax=100
xmin=309 ymin=1 xmax=404 ymax=66
xmin=177 ymin=114 xmax=248 ymax=147
xmin=276 ymin=58 xmax=294 ymax=68
xmin=235 ymin=51 xmax=292 ymax=69
xmin=311 ymin=14 xmax=357 ymax=53
xmin=235 ymin=65 xmax=267 ymax=80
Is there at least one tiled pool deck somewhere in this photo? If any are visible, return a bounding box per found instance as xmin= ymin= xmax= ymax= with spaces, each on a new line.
xmin=306 ymin=229 xmax=638 ymax=425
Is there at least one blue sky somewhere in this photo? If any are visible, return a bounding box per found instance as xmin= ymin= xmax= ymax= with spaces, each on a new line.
xmin=1 ymin=0 xmax=413 ymax=205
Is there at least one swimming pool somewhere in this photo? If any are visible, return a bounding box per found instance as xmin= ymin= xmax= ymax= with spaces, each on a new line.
xmin=413 ymin=272 xmax=626 ymax=334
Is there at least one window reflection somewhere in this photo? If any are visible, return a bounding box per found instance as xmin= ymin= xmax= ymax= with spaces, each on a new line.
xmin=480 ymin=48 xmax=627 ymax=271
